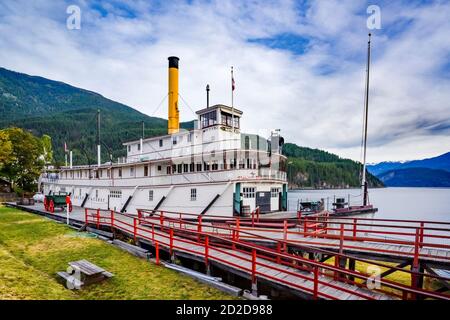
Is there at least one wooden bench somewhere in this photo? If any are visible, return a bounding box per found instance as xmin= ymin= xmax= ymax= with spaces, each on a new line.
xmin=58 ymin=259 xmax=113 ymax=288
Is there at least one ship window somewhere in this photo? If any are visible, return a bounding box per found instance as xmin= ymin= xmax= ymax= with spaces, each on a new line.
xmin=159 ymin=139 xmax=163 ymax=147
xmin=177 ymin=164 xmax=182 ymax=173
xmin=149 ymin=190 xmax=154 ymax=201
xmin=137 ymin=143 xmax=141 ymax=151
xmin=243 ymin=187 xmax=255 ymax=198
xmin=190 ymin=163 xmax=194 ymax=172
xmin=190 ymin=188 xmax=197 ymax=201
xmin=110 ymin=190 xmax=122 ymax=198
xmin=99 ymin=170 xmax=103 ymax=178
xmin=271 ymin=188 xmax=280 ymax=198
xmin=196 ymin=163 xmax=202 ymax=172
xmin=144 ymin=165 xmax=149 ymax=177
xmin=118 ymin=168 xmax=122 ymax=177
xmin=183 ymin=164 xmax=188 ymax=172
xmin=212 ymin=161 xmax=218 ymax=170
xmin=158 ymin=165 xmax=162 ymax=171
xmin=172 ymin=164 xmax=176 ymax=173
xmin=128 ymin=145 xmax=131 ymax=152
xmin=96 ymin=170 xmax=99 ymax=179
xmin=166 ymin=166 xmax=171 ymax=174
xmin=187 ymin=132 xmax=193 ymax=142
xmin=95 ymin=190 xmax=99 ymax=199
xmin=200 ymin=110 xmax=217 ymax=128
xmin=173 ymin=137 xmax=177 ymax=145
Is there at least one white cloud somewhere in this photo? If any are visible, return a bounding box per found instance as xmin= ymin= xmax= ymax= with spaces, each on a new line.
xmin=0 ymin=0 xmax=449 ymax=163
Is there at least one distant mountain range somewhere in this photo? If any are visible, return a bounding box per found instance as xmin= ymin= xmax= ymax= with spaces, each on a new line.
xmin=368 ymin=152 xmax=450 ymax=187
xmin=0 ymin=66 xmax=381 ymax=189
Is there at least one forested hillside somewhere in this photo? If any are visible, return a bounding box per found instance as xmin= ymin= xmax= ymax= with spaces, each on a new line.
xmin=283 ymin=143 xmax=383 ymax=188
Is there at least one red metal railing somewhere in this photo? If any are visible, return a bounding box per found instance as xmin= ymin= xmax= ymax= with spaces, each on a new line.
xmin=136 ymin=208 xmax=450 ymax=263
xmin=84 ymin=208 xmax=450 ymax=300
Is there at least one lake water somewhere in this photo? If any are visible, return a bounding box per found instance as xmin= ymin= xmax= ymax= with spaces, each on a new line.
xmin=288 ymin=187 xmax=450 ymax=222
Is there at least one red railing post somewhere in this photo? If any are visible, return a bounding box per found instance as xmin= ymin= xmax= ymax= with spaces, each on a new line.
xmin=197 ymin=216 xmax=202 ymax=243
xmin=283 ymin=220 xmax=288 ymax=251
xmin=155 ymin=241 xmax=160 ymax=265
xmin=313 ymin=266 xmax=319 ymax=300
xmin=152 ymin=224 xmax=155 ymax=242
xmin=110 ymin=210 xmax=114 ymax=228
xmin=411 ymin=228 xmax=421 ymax=299
xmin=257 ymin=207 xmax=260 ymax=223
xmin=251 ymin=249 xmax=257 ymax=285
xmin=137 ymin=209 xmax=141 ymax=222
xmin=231 ymin=230 xmax=236 ymax=250
xmin=84 ymin=208 xmax=88 ymax=224
xmin=236 ymin=218 xmax=240 ymax=240
xmin=251 ymin=209 xmax=255 ymax=227
xmin=160 ymin=211 xmax=164 ymax=227
xmin=96 ymin=208 xmax=100 ymax=229
xmin=303 ymin=218 xmax=307 ymax=235
xmin=169 ymin=228 xmax=174 ymax=256
xmin=339 ymin=223 xmax=344 ymax=253
xmin=276 ymin=242 xmax=281 ymax=264
xmin=352 ymin=219 xmax=357 ymax=238
xmin=204 ymin=235 xmax=209 ymax=267
xmin=179 ymin=213 xmax=182 ymax=229
xmin=297 ymin=211 xmax=302 ymax=225
xmin=419 ymin=222 xmax=424 ymax=248
xmin=133 ymin=218 xmax=137 ymax=242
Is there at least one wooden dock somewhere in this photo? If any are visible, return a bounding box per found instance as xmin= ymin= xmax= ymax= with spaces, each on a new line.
xmin=4 ymin=202 xmax=450 ymax=300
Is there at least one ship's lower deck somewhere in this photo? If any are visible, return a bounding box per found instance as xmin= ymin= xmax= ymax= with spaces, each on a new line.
xmin=42 ymin=178 xmax=287 ymax=217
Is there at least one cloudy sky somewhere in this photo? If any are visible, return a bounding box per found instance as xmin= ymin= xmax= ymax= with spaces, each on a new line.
xmin=1 ymin=0 xmax=449 ymax=163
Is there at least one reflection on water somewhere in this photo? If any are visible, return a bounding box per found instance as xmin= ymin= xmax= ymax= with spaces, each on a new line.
xmin=288 ymin=187 xmax=450 ymax=222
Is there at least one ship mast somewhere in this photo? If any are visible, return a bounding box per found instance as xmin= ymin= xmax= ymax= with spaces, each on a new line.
xmin=361 ymin=33 xmax=371 ymax=206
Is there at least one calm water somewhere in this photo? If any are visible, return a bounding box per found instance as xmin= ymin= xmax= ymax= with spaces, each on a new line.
xmin=288 ymin=187 xmax=450 ymax=222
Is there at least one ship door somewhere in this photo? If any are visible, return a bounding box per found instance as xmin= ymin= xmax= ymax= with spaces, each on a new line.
xmin=256 ymin=191 xmax=271 ymax=213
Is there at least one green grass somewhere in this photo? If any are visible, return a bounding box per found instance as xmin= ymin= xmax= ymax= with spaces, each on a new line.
xmin=0 ymin=205 xmax=235 ymax=300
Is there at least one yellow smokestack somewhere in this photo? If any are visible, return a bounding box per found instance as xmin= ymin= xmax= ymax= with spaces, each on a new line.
xmin=168 ymin=56 xmax=180 ymax=134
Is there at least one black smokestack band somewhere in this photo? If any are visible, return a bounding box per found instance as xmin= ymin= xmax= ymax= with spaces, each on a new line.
xmin=168 ymin=56 xmax=179 ymax=69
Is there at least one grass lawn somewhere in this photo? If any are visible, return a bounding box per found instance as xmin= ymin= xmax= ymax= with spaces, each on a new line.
xmin=0 ymin=205 xmax=235 ymax=300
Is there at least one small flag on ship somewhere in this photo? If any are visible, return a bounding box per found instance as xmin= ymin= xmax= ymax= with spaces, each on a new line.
xmin=231 ymin=66 xmax=235 ymax=91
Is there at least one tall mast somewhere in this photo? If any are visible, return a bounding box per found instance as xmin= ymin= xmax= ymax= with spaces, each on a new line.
xmin=97 ymin=109 xmax=101 ymax=167
xmin=361 ymin=33 xmax=371 ymax=206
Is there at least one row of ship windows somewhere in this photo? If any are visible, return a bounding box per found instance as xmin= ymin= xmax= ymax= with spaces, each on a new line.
xmin=61 ymin=159 xmax=259 ymax=179
xmin=127 ymin=133 xmax=194 ymax=152
xmin=71 ymin=188 xmax=198 ymax=202
xmin=68 ymin=187 xmax=279 ymax=202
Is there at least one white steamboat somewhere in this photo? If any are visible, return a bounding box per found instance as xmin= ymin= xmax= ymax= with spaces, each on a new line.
xmin=39 ymin=57 xmax=288 ymax=217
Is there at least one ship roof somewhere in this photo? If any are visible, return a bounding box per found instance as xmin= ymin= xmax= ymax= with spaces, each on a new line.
xmin=195 ymin=104 xmax=243 ymax=115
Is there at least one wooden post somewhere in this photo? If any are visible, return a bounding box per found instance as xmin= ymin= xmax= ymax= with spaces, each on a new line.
xmin=152 ymin=224 xmax=155 ymax=242
xmin=155 ymin=241 xmax=160 ymax=265
xmin=179 ymin=213 xmax=182 ymax=229
xmin=313 ymin=266 xmax=319 ymax=300
xmin=96 ymin=208 xmax=100 ymax=229
xmin=84 ymin=208 xmax=88 ymax=224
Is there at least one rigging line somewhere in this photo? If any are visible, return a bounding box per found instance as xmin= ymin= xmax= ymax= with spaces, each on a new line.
xmin=149 ymin=93 xmax=169 ymax=117
xmin=178 ymin=92 xmax=198 ymax=117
